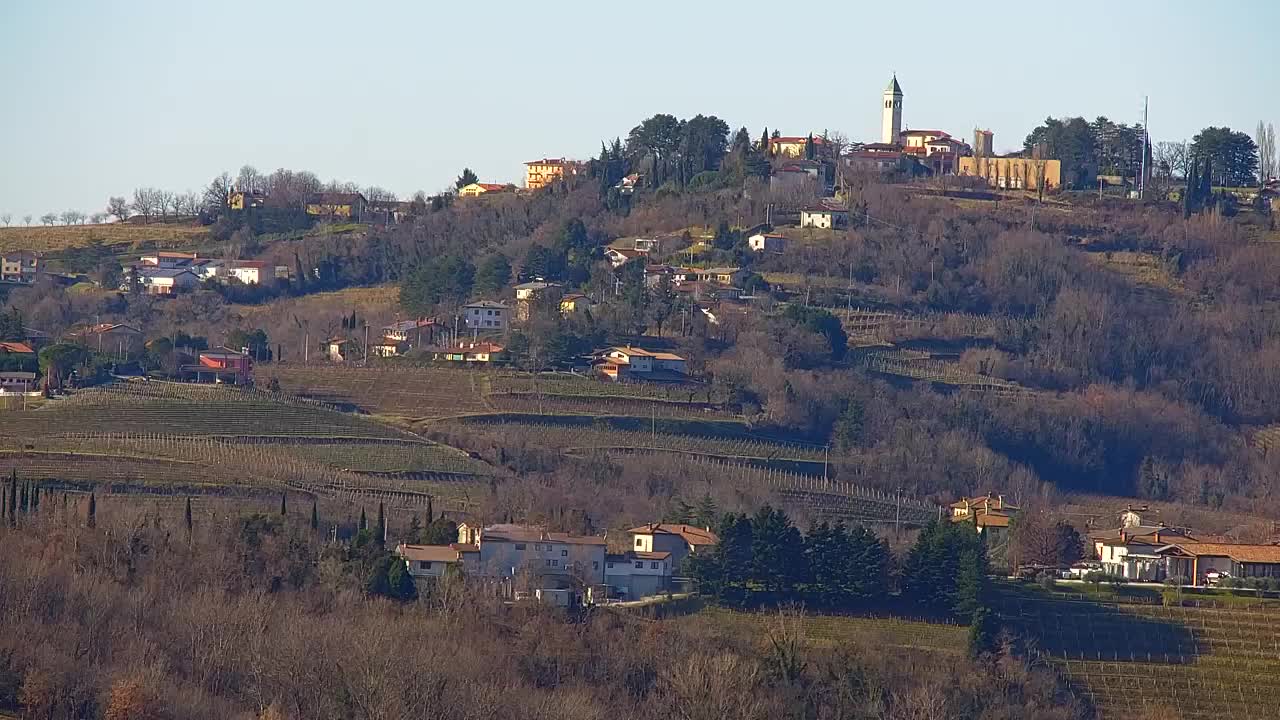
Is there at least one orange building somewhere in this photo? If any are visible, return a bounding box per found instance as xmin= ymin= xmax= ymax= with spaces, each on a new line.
xmin=458 ymin=182 xmax=512 ymax=198
xmin=524 ymin=158 xmax=577 ymax=190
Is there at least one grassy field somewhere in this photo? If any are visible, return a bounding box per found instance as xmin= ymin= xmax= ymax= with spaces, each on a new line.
xmin=0 ymin=221 xmax=209 ymax=254
xmin=261 ymin=365 xmax=491 ymax=418
xmin=231 ymin=284 xmax=400 ymax=320
xmin=997 ymin=583 xmax=1280 ymax=719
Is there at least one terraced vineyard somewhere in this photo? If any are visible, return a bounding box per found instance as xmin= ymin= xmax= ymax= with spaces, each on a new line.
xmin=0 ymin=382 xmax=488 ymax=511
xmin=448 ymin=415 xmax=827 ymax=462
xmin=998 ymin=588 xmax=1280 ymax=719
xmin=863 ymin=350 xmax=1033 ymax=395
xmin=260 ymin=366 xmax=489 ymax=418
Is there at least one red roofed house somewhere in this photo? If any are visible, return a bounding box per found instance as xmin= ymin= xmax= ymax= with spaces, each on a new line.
xmin=627 ymin=522 xmax=719 ymax=571
xmin=1 ymin=252 xmax=40 ymax=283
xmin=183 ymin=350 xmax=253 ymax=385
xmin=434 ymin=341 xmax=506 ymax=363
xmin=458 ymin=182 xmax=514 ymax=197
xmin=228 ymin=260 xmax=269 ymax=285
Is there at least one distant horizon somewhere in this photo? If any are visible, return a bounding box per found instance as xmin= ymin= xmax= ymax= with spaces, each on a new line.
xmin=2 ymin=0 xmax=1277 ymax=220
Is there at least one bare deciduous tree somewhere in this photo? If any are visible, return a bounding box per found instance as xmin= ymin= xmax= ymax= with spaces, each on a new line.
xmin=131 ymin=188 xmax=158 ymax=223
xmin=39 ymin=212 xmax=56 ymax=226
xmin=22 ymin=214 xmax=32 ymax=226
xmin=1257 ymin=121 xmax=1276 ymax=184
xmin=203 ymin=173 xmax=233 ymax=217
xmin=155 ymin=190 xmax=175 ymax=222
xmin=236 ymin=165 xmax=265 ymax=193
xmin=59 ymin=210 xmax=86 ymax=225
xmin=0 ymin=213 xmax=11 ymax=226
xmin=89 ymin=212 xmax=106 ymax=224
xmin=107 ymin=195 xmax=130 ymax=223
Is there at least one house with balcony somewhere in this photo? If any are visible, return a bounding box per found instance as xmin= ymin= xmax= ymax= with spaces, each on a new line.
xmin=627 ymin=522 xmax=718 ymax=572
xmin=604 ymin=551 xmax=674 ymax=600
xmin=597 ymin=346 xmax=688 ymax=381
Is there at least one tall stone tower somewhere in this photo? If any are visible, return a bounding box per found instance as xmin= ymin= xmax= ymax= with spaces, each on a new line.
xmin=881 ymin=75 xmax=903 ymax=145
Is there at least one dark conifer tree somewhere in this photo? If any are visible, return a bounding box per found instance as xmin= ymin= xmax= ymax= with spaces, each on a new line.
xmin=280 ymin=491 xmax=288 ymax=516
xmin=359 ymin=507 xmax=368 ymax=532
xmin=87 ymin=492 xmax=97 ymax=528
xmin=376 ymin=501 xmax=386 ymax=547
xmin=311 ymin=498 xmax=319 ymax=531
xmin=184 ymin=497 xmax=193 ymax=535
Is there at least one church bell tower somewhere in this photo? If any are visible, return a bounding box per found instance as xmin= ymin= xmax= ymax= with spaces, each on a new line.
xmin=882 ymin=75 xmax=903 ymax=145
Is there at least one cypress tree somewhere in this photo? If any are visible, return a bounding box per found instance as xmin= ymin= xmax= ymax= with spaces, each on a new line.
xmin=311 ymin=498 xmax=319 ymax=531
xmin=31 ymin=483 xmax=38 ymax=512
xmin=359 ymin=507 xmax=368 ymax=532
xmin=760 ymin=127 xmax=770 ymax=154
xmin=280 ymin=491 xmax=288 ymax=516
xmin=8 ymin=470 xmax=17 ymax=524
xmin=376 ymin=501 xmax=386 ymax=547
xmin=87 ymin=492 xmax=97 ymax=528
xmin=184 ymin=497 xmax=193 ymax=535
xmin=426 ymin=495 xmax=434 ymax=524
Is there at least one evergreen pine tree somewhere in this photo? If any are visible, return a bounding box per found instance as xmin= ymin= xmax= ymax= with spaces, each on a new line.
xmin=20 ymin=481 xmax=28 ymax=513
xmin=359 ymin=508 xmax=368 ymax=532
xmin=408 ymin=514 xmax=423 ymax=543
xmin=87 ymin=492 xmax=97 ymax=528
xmin=184 ymin=497 xmax=193 ymax=535
xmin=426 ymin=495 xmax=434 ymax=524
xmin=31 ymin=483 xmax=38 ymax=512
xmin=311 ymin=499 xmax=319 ymax=531
xmin=760 ymin=127 xmax=770 ymax=154
xmin=279 ymin=491 xmax=288 ymax=516
xmin=376 ymin=501 xmax=386 ymax=547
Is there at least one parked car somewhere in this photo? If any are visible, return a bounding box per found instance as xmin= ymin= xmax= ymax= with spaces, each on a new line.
xmin=1204 ymin=570 xmax=1231 ymax=587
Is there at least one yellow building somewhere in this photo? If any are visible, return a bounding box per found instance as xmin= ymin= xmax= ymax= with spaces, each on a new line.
xmin=958 ymin=156 xmax=1063 ymax=191
xmin=228 ymin=189 xmax=264 ymax=211
xmin=305 ymin=192 xmax=367 ymax=220
xmin=458 ymin=182 xmax=513 ymax=198
xmin=524 ymin=158 xmax=575 ymax=190
xmin=769 ymin=136 xmax=828 ymax=157
xmin=559 ymin=293 xmax=593 ymax=315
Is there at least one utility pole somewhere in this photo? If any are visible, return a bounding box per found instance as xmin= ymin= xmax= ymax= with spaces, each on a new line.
xmin=895 ymin=487 xmax=902 ymax=542
xmin=362 ymin=323 xmax=369 ymax=367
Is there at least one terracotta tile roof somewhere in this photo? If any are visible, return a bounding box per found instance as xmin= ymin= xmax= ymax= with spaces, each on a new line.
xmin=397 ymin=544 xmax=461 ymax=563
xmin=632 ymin=551 xmax=672 ymax=561
xmin=525 ymin=158 xmax=568 ymax=166
xmin=0 ymin=342 xmax=34 ymax=354
xmin=627 ymin=523 xmax=719 ymax=546
xmin=474 ymin=183 xmax=509 ymax=192
xmin=450 ymin=543 xmax=480 ymax=554
xmin=1165 ymin=543 xmax=1280 ymax=564
xmin=901 ymin=129 xmax=949 ymax=136
xmin=480 ymin=524 xmax=607 ymax=546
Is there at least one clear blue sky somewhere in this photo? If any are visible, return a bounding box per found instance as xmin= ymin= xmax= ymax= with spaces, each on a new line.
xmin=2 ymin=0 xmax=1277 ymax=221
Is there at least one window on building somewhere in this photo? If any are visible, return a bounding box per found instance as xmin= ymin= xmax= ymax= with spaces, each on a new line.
xmin=634 ymin=561 xmax=644 ymax=569
xmin=552 ymin=559 xmax=559 ymax=567
xmin=545 ymin=559 xmax=552 ymax=567
xmin=607 ymin=562 xmax=614 ymax=569
xmin=515 ymin=543 xmax=526 ymax=550
xmin=593 ymin=561 xmax=599 ymax=570
xmin=561 ymin=549 xmax=568 ymax=557
xmin=419 ymin=561 xmax=430 ymax=570
xmin=635 ymin=538 xmax=643 ymax=547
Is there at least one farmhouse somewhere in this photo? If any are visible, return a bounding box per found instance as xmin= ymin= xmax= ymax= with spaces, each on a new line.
xmin=67 ymin=323 xmax=143 ymax=350
xmin=325 ymin=338 xmax=353 ymax=363
xmin=598 ymin=346 xmax=688 ymax=381
xmin=800 ymin=202 xmax=849 ymax=229
xmin=514 ymin=282 xmax=563 ymax=320
xmin=627 ymin=522 xmax=718 ymax=570
xmin=950 ymin=494 xmax=1020 ymax=540
xmin=139 ymin=251 xmax=199 ymax=269
xmin=396 ymin=544 xmax=465 ymax=579
xmin=604 ymin=551 xmax=673 ymax=600
xmin=748 ymin=232 xmax=787 ymax=253
xmin=227 ymin=260 xmax=269 ymax=285
xmin=605 ymin=248 xmax=644 ymax=268
xmin=306 ymin=192 xmax=367 ymax=221
xmin=769 ymin=135 xmax=828 ymax=158
xmin=382 ymin=318 xmax=440 ymax=347
xmin=1156 ymin=543 xmax=1280 ymax=583
xmin=433 ymin=341 xmax=505 ymax=363
xmin=1091 ymin=520 xmax=1196 ymax=581
xmin=464 ymin=523 xmax=608 ymax=586
xmin=458 ymin=182 xmax=512 ymax=197
xmin=463 ymin=301 xmax=509 ymax=331
xmin=129 ymin=268 xmax=199 ymax=295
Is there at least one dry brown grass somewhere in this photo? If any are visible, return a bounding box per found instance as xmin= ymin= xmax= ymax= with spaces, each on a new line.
xmin=0 ymin=222 xmax=209 ymax=254
xmin=231 ymin=284 xmax=399 ymax=320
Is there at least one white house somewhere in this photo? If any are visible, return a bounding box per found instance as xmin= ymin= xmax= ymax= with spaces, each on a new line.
xmin=627 ymin=523 xmax=718 ymax=572
xmin=748 ymin=232 xmax=787 ymax=253
xmin=599 ymin=347 xmax=688 ymax=381
xmin=128 ymin=268 xmax=199 ymax=295
xmin=800 ymin=204 xmax=849 ymax=230
xmin=466 ymin=524 xmax=607 ymax=586
xmin=605 ymin=248 xmax=644 ymax=268
xmin=463 ymin=301 xmax=509 ymax=331
xmin=1091 ymin=521 xmax=1195 ymax=581
xmin=604 ymin=551 xmax=673 ymax=600
xmin=228 ymin=260 xmax=268 ymax=285
xmin=139 ymin=252 xmax=199 ymax=269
